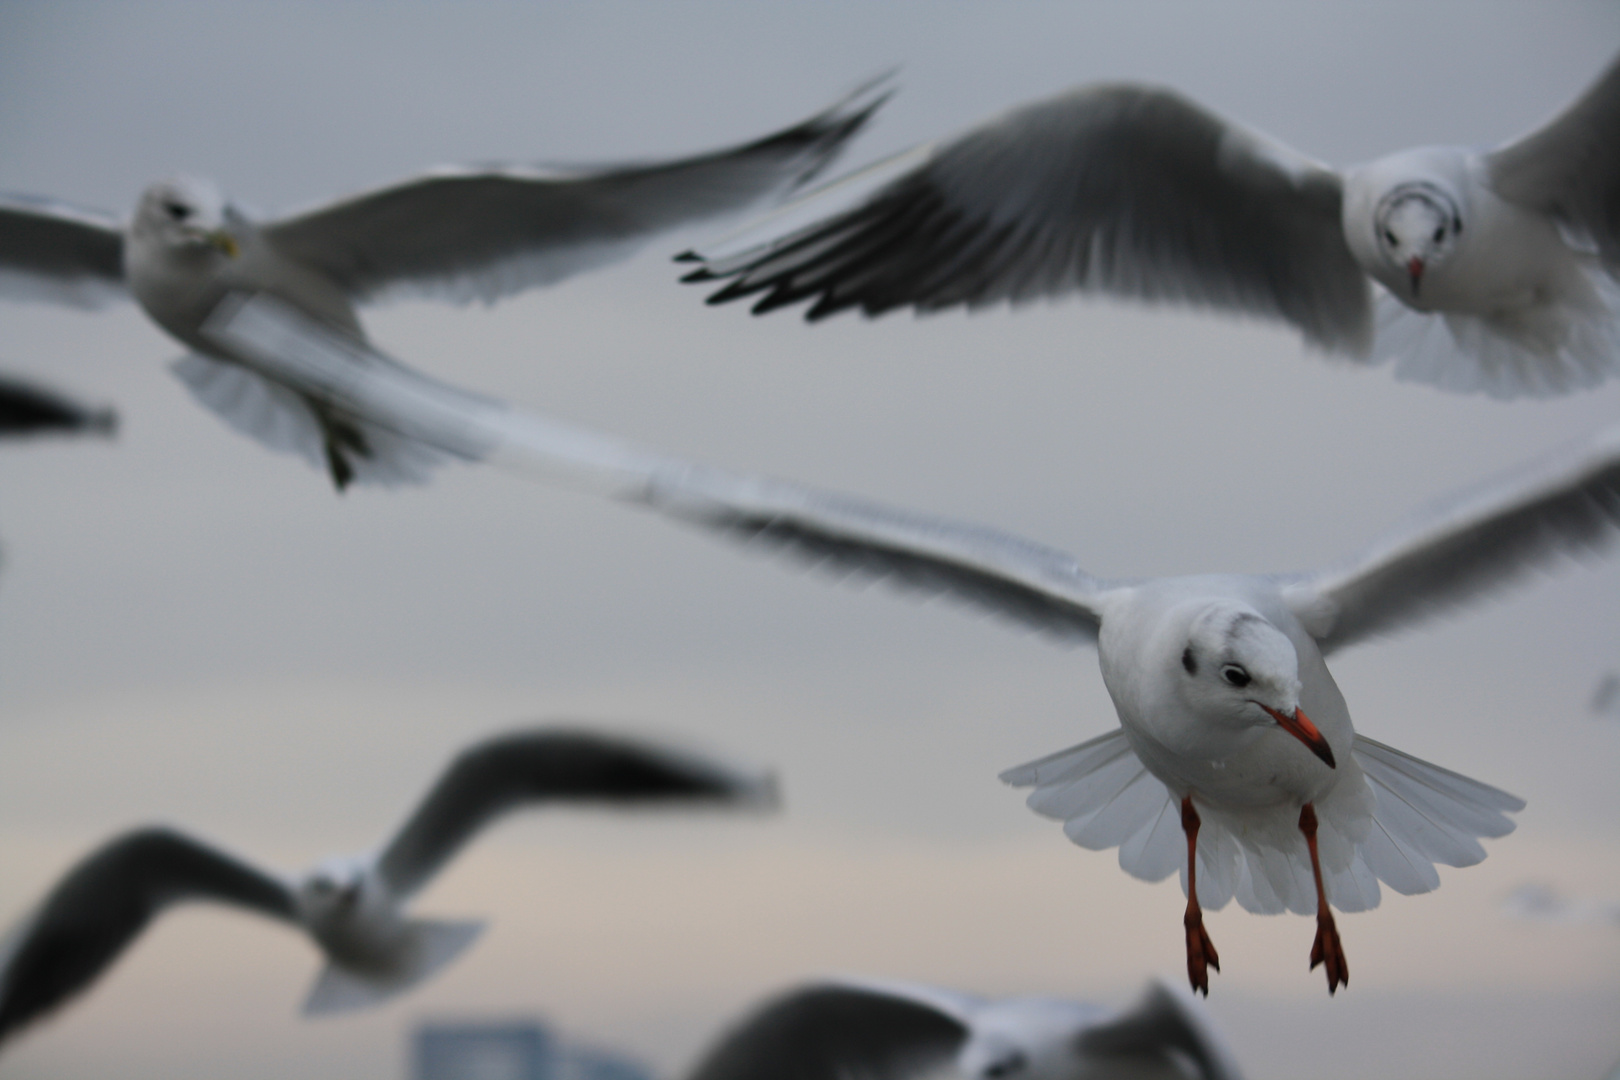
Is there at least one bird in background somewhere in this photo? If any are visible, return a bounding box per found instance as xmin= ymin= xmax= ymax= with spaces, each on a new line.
xmin=0 ymin=371 xmax=116 ymax=439
xmin=202 ymin=297 xmax=1620 ymax=996
xmin=680 ymin=51 xmax=1620 ymax=399
xmin=0 ymin=726 xmax=776 ymax=1049
xmin=686 ymin=976 xmax=1243 ymax=1080
xmin=0 ymin=79 xmax=887 ymax=490
xmin=1590 ymin=671 xmax=1620 ymax=716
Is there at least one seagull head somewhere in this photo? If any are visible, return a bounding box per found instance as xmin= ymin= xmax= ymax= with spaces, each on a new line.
xmin=295 ymin=855 xmax=375 ymax=928
xmin=1373 ymin=181 xmax=1462 ymax=300
xmin=133 ymin=176 xmax=242 ymax=258
xmin=1176 ymin=603 xmax=1334 ymax=768
xmin=959 ymin=1000 xmax=1104 ymax=1080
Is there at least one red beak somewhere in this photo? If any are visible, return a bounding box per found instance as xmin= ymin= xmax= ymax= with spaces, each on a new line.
xmin=1260 ymin=704 xmax=1336 ymax=768
xmin=1407 ymin=256 xmax=1424 ymax=296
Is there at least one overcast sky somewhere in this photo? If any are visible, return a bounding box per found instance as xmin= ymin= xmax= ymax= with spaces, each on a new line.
xmin=3 ymin=3 xmax=1620 ymax=1079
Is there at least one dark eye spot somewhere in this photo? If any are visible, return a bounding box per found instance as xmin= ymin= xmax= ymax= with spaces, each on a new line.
xmin=1220 ymin=664 xmax=1250 ymax=688
xmin=984 ymin=1053 xmax=1027 ymax=1079
xmin=1432 ymin=226 xmax=1445 ymax=243
xmin=1181 ymin=646 xmax=1198 ymax=676
xmin=1383 ymin=229 xmax=1398 ymax=246
xmin=163 ymin=201 xmax=190 ymax=221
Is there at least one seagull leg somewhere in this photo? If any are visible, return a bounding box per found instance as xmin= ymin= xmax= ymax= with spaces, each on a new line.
xmin=1298 ymin=803 xmax=1348 ymax=994
xmin=1181 ymin=795 xmax=1219 ymax=995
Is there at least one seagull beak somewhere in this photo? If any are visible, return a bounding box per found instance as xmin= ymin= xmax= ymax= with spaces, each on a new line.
xmin=1259 ymin=704 xmax=1336 ymax=768
xmin=1406 ymin=256 xmax=1424 ymax=296
xmin=208 ymin=230 xmax=240 ymax=258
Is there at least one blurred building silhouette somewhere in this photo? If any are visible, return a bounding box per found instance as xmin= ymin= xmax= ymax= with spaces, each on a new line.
xmin=413 ymin=1019 xmax=654 ymax=1080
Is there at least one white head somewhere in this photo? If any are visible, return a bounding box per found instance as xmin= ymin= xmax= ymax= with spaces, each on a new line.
xmin=132 ymin=176 xmax=242 ymax=258
xmin=958 ymin=999 xmax=1106 ymax=1080
xmin=1372 ymin=181 xmax=1462 ymax=299
xmin=1173 ymin=603 xmax=1334 ymax=767
xmin=295 ymin=854 xmax=377 ymax=933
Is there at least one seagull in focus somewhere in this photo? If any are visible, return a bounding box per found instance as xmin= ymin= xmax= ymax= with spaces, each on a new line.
xmin=679 ymin=52 xmax=1620 ymax=398
xmin=0 ymin=372 xmax=115 ymax=439
xmin=0 ymin=726 xmax=775 ymax=1048
xmin=687 ymin=977 xmax=1243 ymax=1080
xmin=205 ymin=298 xmax=1620 ymax=995
xmin=0 ymin=80 xmax=887 ymax=489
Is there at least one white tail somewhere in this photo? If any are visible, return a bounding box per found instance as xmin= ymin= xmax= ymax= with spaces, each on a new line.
xmin=301 ymin=919 xmax=485 ymax=1016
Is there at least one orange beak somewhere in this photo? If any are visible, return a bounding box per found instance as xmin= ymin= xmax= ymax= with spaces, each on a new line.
xmin=1259 ymin=704 xmax=1336 ymax=768
xmin=1407 ymin=256 xmax=1424 ymax=296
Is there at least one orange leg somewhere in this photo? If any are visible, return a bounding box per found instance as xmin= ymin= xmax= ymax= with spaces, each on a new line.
xmin=1299 ymin=803 xmax=1348 ymax=994
xmin=1181 ymin=795 xmax=1219 ymax=995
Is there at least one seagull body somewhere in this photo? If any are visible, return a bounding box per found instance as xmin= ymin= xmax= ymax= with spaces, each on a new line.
xmin=0 ymin=727 xmax=774 ymax=1047
xmin=0 ymin=81 xmax=886 ymax=487
xmin=687 ymin=977 xmax=1244 ymax=1080
xmin=682 ymin=55 xmax=1620 ymax=397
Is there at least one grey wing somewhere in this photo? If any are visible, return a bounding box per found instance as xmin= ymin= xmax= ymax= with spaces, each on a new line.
xmin=0 ymin=372 xmax=116 ymax=437
xmin=0 ymin=827 xmax=295 ymax=1047
xmin=375 ymin=728 xmax=775 ymax=899
xmin=1284 ymin=420 xmax=1620 ymax=655
xmin=1077 ymin=981 xmax=1245 ymax=1080
xmin=682 ymin=84 xmax=1370 ymax=352
xmin=261 ymin=80 xmax=888 ymax=307
xmin=1487 ymin=51 xmax=1620 ymax=270
xmin=685 ymin=983 xmax=967 ymax=1080
xmin=0 ymin=194 xmax=127 ymax=308
xmin=205 ymin=293 xmax=1114 ymax=644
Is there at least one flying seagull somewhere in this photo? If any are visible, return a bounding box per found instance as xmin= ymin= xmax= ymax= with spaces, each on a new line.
xmin=0 ymin=372 xmax=115 ymax=439
xmin=687 ymin=977 xmax=1244 ymax=1080
xmin=678 ymin=52 xmax=1620 ymax=399
xmin=0 ymin=79 xmax=887 ymax=488
xmin=206 ymin=296 xmax=1620 ymax=996
xmin=0 ymin=726 xmax=775 ymax=1047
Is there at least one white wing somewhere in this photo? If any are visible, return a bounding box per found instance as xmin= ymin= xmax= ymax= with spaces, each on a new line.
xmin=0 ymin=193 xmax=128 ymax=309
xmin=204 ymin=293 xmax=1113 ymax=642
xmin=373 ymin=728 xmax=775 ymax=900
xmin=1282 ymin=418 xmax=1620 ymax=653
xmin=681 ymin=83 xmax=1372 ymax=352
xmin=0 ymin=828 xmax=295 ymax=1047
xmin=260 ymin=80 xmax=888 ymax=307
xmin=1487 ymin=50 xmax=1620 ymax=271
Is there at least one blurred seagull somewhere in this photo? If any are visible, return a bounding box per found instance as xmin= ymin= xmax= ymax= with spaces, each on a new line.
xmin=679 ymin=53 xmax=1620 ymax=398
xmin=687 ymin=977 xmax=1243 ymax=1080
xmin=0 ymin=80 xmax=887 ymax=489
xmin=0 ymin=372 xmax=115 ymax=438
xmin=0 ymin=727 xmax=775 ymax=1047
xmin=201 ymin=299 xmax=1620 ymax=996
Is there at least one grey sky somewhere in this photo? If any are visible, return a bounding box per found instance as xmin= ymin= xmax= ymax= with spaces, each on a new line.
xmin=2 ymin=3 xmax=1620 ymax=1079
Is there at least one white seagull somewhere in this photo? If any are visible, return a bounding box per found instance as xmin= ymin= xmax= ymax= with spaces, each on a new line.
xmin=0 ymin=80 xmax=885 ymax=488
xmin=0 ymin=726 xmax=775 ymax=1048
xmin=206 ymin=297 xmax=1620 ymax=996
xmin=686 ymin=977 xmax=1243 ymax=1080
xmin=678 ymin=52 xmax=1620 ymax=399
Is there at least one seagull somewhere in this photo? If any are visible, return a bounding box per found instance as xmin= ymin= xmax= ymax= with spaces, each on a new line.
xmin=685 ymin=976 xmax=1243 ymax=1080
xmin=0 ymin=372 xmax=115 ymax=439
xmin=204 ymin=297 xmax=1620 ymax=996
xmin=0 ymin=726 xmax=775 ymax=1048
xmin=0 ymin=80 xmax=887 ymax=489
xmin=678 ymin=52 xmax=1620 ymax=399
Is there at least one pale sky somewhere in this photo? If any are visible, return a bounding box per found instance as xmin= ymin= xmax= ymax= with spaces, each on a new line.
xmin=2 ymin=3 xmax=1620 ymax=1079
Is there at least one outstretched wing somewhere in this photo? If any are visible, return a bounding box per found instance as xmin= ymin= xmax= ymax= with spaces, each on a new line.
xmin=681 ymin=84 xmax=1370 ymax=352
xmin=686 ymin=983 xmax=967 ymax=1080
xmin=0 ymin=372 xmax=116 ymax=437
xmin=261 ymin=80 xmax=888 ymax=307
xmin=0 ymin=828 xmax=295 ymax=1046
xmin=1488 ymin=50 xmax=1620 ymax=271
xmin=1282 ymin=420 xmax=1620 ymax=654
xmin=0 ymin=194 xmax=127 ymax=308
xmin=205 ymin=293 xmax=1114 ymax=643
xmin=1077 ymin=981 xmax=1245 ymax=1080
xmin=374 ymin=728 xmax=775 ymax=899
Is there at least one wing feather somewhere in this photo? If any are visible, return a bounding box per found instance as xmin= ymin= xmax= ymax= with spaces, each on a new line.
xmin=0 ymin=194 xmax=127 ymax=308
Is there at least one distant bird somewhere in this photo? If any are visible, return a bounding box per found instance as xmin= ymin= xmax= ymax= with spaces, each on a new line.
xmin=1501 ymin=882 xmax=1620 ymax=928
xmin=0 ymin=372 xmax=115 ymax=438
xmin=0 ymin=727 xmax=775 ymax=1047
xmin=687 ymin=977 xmax=1243 ymax=1080
xmin=0 ymin=81 xmax=886 ymax=489
xmin=1590 ymin=671 xmax=1620 ymax=716
xmin=680 ymin=52 xmax=1620 ymax=398
xmin=205 ymin=298 xmax=1620 ymax=996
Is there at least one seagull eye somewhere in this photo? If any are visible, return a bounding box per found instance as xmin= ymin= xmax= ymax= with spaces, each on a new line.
xmin=1382 ymin=229 xmax=1398 ymax=246
xmin=984 ymin=1054 xmax=1027 ymax=1078
xmin=1220 ymin=664 xmax=1251 ymax=688
xmin=1432 ymin=226 xmax=1445 ymax=243
xmin=163 ymin=201 xmax=191 ymax=221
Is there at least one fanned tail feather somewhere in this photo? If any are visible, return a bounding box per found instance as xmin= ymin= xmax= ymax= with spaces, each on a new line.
xmin=302 ymin=919 xmax=484 ymax=1016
